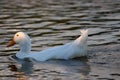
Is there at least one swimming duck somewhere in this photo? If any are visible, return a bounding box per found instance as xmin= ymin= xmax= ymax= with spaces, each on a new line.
xmin=7 ymin=29 xmax=88 ymax=61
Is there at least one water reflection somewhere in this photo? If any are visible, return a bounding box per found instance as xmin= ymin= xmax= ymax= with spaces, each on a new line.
xmin=8 ymin=56 xmax=33 ymax=80
xmin=8 ymin=55 xmax=90 ymax=80
xmin=8 ymin=55 xmax=33 ymax=74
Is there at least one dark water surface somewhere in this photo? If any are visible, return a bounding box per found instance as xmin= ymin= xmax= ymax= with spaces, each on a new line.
xmin=0 ymin=0 xmax=120 ymax=80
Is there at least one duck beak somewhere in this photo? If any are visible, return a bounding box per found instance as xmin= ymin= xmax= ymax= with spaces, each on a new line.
xmin=7 ymin=37 xmax=15 ymax=47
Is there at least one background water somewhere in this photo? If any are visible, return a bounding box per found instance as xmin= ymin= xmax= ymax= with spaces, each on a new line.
xmin=0 ymin=0 xmax=120 ymax=80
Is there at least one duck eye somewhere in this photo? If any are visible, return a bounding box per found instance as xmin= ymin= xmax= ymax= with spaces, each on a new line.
xmin=16 ymin=34 xmax=19 ymax=37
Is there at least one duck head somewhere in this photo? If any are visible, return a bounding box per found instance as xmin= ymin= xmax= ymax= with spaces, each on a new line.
xmin=7 ymin=32 xmax=31 ymax=52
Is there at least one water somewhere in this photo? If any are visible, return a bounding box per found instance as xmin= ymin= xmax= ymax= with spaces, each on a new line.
xmin=0 ymin=0 xmax=120 ymax=80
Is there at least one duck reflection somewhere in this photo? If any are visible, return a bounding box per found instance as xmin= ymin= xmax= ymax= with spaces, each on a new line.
xmin=8 ymin=55 xmax=33 ymax=80
xmin=8 ymin=55 xmax=90 ymax=80
xmin=35 ymin=57 xmax=90 ymax=79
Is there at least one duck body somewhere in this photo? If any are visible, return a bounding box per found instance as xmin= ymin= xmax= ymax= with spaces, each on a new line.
xmin=26 ymin=42 xmax=86 ymax=61
xmin=7 ymin=30 xmax=88 ymax=61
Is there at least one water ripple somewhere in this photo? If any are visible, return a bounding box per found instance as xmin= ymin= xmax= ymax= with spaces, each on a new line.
xmin=0 ymin=0 xmax=120 ymax=80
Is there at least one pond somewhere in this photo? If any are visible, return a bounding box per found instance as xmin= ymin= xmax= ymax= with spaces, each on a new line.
xmin=0 ymin=0 xmax=120 ymax=80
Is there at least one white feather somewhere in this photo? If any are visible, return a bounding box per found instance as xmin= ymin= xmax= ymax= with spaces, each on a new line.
xmin=13 ymin=29 xmax=88 ymax=61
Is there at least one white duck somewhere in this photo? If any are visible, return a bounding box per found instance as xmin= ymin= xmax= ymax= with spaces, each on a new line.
xmin=7 ymin=29 xmax=88 ymax=61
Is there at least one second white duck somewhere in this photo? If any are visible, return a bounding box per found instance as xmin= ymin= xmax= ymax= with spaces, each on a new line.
xmin=7 ymin=29 xmax=88 ymax=61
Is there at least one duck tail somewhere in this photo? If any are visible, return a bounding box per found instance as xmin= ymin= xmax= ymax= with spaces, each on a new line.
xmin=73 ymin=29 xmax=88 ymax=46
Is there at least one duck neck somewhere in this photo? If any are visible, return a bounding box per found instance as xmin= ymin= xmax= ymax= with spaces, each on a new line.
xmin=19 ymin=41 xmax=31 ymax=53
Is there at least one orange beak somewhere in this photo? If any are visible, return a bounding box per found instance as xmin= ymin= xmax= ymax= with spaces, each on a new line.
xmin=7 ymin=37 xmax=15 ymax=47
